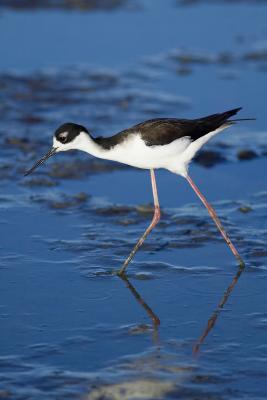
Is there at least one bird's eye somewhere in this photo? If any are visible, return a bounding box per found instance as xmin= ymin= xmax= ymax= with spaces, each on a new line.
xmin=59 ymin=132 xmax=68 ymax=143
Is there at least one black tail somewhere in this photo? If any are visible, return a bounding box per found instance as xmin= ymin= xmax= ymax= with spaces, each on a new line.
xmin=190 ymin=107 xmax=254 ymax=142
xmin=200 ymin=107 xmax=241 ymax=125
xmin=220 ymin=107 xmax=256 ymax=122
xmin=221 ymin=107 xmax=242 ymax=119
xmin=203 ymin=107 xmax=255 ymax=126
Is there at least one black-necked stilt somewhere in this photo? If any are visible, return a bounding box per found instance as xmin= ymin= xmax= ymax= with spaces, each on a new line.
xmin=25 ymin=107 xmax=252 ymax=275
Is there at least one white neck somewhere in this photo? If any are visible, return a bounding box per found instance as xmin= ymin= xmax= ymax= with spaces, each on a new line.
xmin=74 ymin=132 xmax=107 ymax=159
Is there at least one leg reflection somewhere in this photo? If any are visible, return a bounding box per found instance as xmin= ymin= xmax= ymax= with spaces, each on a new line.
xmin=118 ymin=274 xmax=160 ymax=344
xmin=193 ymin=265 xmax=245 ymax=355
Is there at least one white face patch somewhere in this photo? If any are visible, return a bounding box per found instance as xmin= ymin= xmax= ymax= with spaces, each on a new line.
xmin=53 ymin=137 xmax=69 ymax=152
xmin=53 ymin=131 xmax=89 ymax=152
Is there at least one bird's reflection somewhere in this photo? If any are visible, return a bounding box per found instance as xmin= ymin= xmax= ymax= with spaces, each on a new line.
xmin=117 ymin=264 xmax=245 ymax=354
xmin=193 ymin=265 xmax=245 ymax=354
xmin=118 ymin=274 xmax=160 ymax=345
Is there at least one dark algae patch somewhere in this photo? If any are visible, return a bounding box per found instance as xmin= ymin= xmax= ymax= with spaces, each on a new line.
xmin=237 ymin=149 xmax=258 ymax=160
xmin=194 ymin=150 xmax=226 ymax=168
xmin=0 ymin=0 xmax=134 ymax=10
xmin=48 ymin=159 xmax=129 ymax=179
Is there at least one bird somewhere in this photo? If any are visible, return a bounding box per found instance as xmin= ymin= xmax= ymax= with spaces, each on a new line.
xmin=25 ymin=107 xmax=252 ymax=275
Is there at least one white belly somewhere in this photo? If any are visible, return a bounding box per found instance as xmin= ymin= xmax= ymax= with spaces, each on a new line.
xmin=77 ymin=125 xmax=230 ymax=177
xmin=101 ymin=134 xmax=191 ymax=170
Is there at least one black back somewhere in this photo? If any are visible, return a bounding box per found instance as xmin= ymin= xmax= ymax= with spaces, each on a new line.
xmin=94 ymin=108 xmax=241 ymax=149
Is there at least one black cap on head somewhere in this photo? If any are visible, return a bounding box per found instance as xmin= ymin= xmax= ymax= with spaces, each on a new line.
xmin=24 ymin=123 xmax=89 ymax=177
xmin=55 ymin=123 xmax=89 ymax=144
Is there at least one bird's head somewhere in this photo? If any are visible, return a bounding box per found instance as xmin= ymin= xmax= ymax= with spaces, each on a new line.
xmin=24 ymin=123 xmax=90 ymax=176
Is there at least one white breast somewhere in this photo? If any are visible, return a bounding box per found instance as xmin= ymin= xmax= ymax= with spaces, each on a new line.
xmin=101 ymin=133 xmax=191 ymax=170
xmin=74 ymin=125 xmax=230 ymax=178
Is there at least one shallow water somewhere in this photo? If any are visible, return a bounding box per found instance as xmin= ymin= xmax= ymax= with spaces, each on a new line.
xmin=0 ymin=1 xmax=267 ymax=399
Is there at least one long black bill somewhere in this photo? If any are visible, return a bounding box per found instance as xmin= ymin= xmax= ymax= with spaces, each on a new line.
xmin=24 ymin=147 xmax=58 ymax=176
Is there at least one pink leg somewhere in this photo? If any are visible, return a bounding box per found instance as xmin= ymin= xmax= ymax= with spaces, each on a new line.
xmin=186 ymin=175 xmax=244 ymax=267
xmin=118 ymin=169 xmax=161 ymax=276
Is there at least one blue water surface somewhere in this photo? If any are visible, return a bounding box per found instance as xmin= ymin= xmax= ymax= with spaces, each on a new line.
xmin=0 ymin=1 xmax=267 ymax=399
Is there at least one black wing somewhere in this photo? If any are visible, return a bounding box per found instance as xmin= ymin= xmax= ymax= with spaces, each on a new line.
xmin=94 ymin=108 xmax=242 ymax=149
xmin=137 ymin=107 xmax=242 ymax=146
xmin=94 ymin=128 xmax=137 ymax=150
